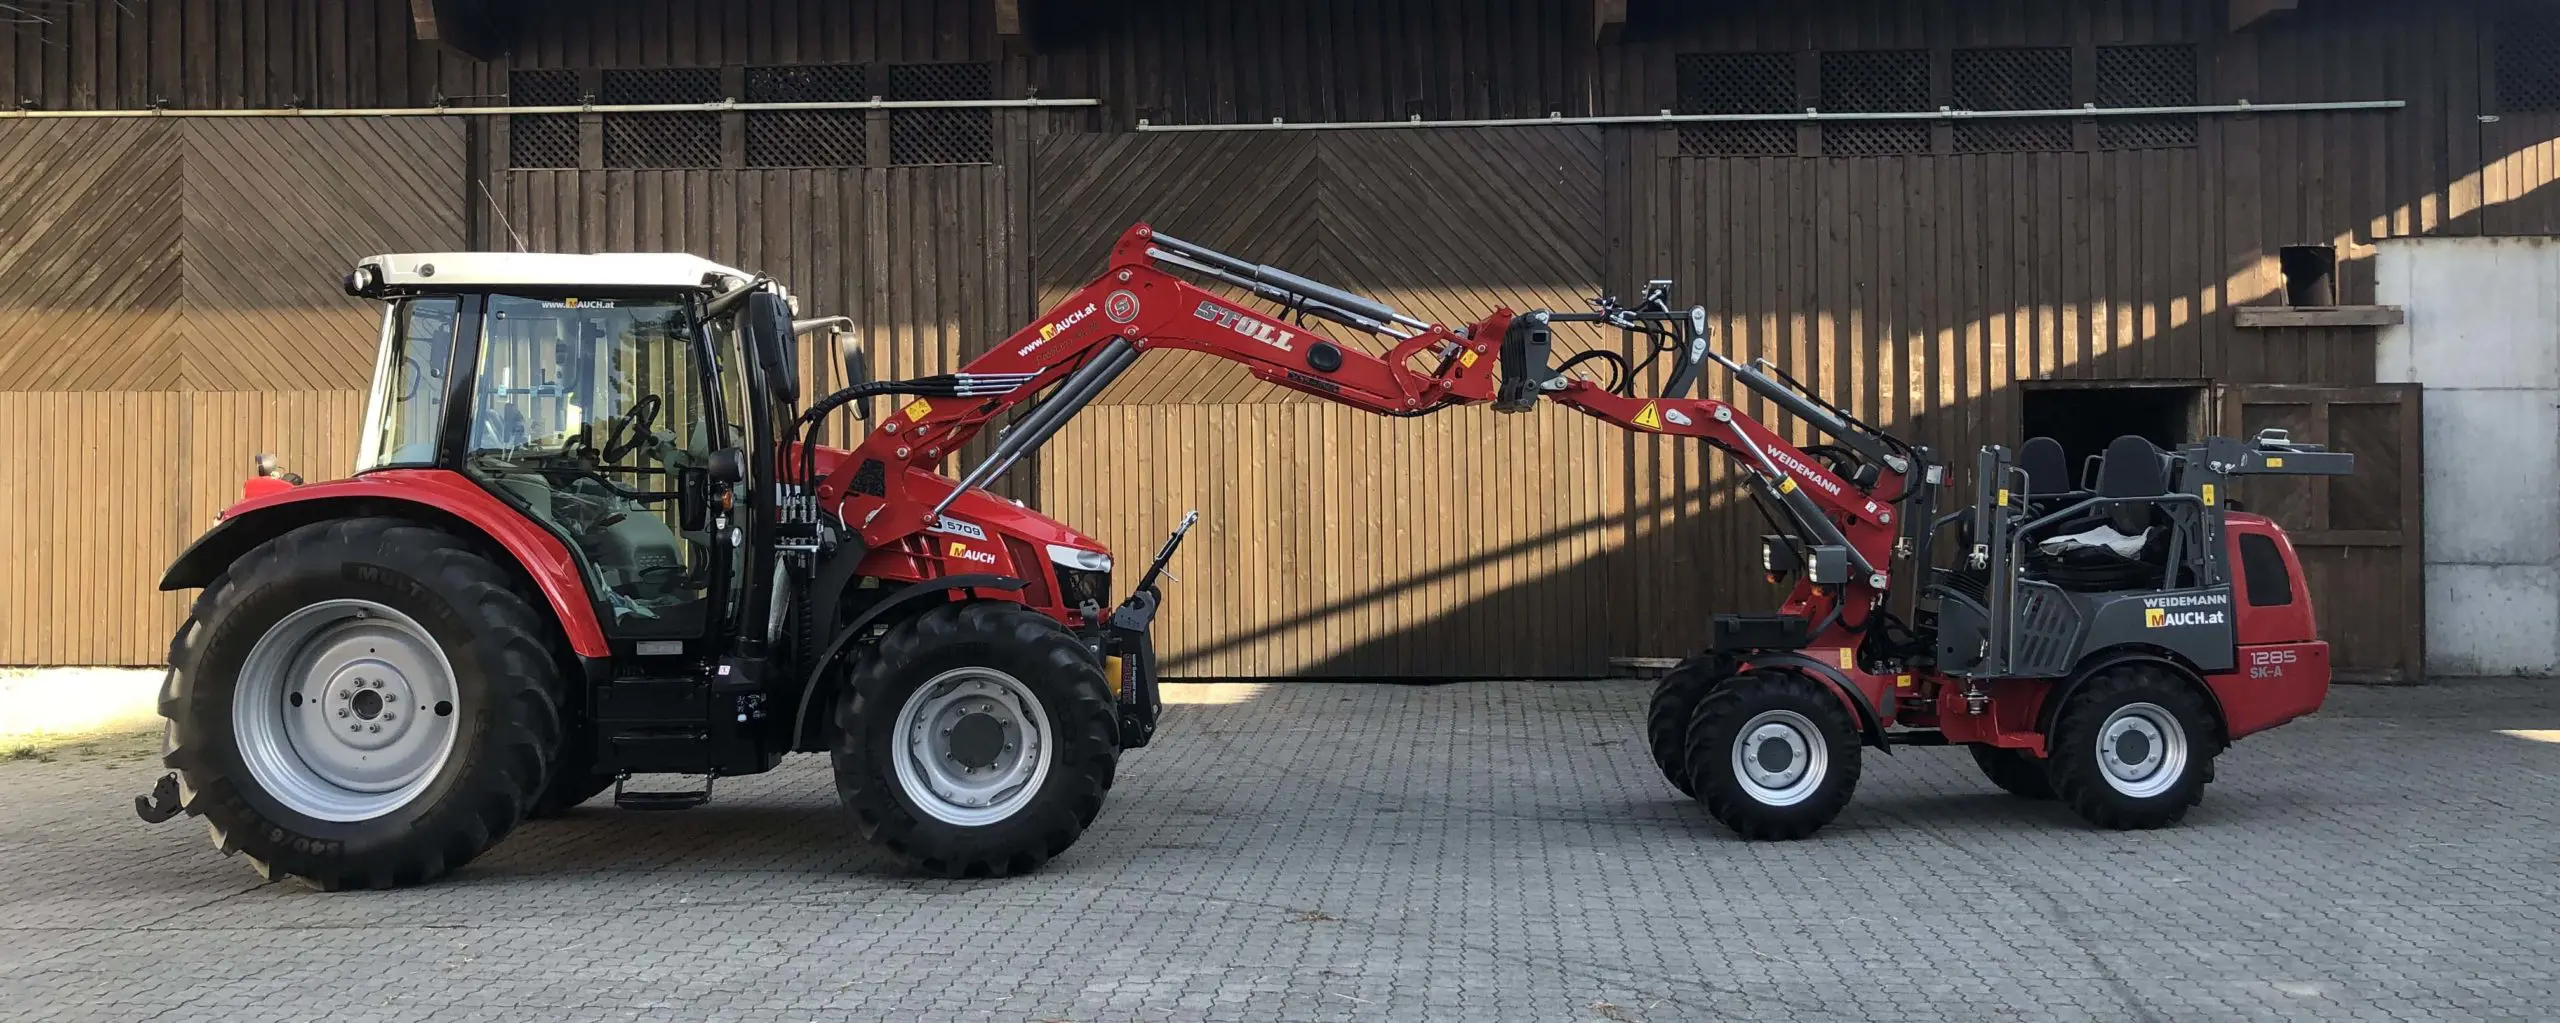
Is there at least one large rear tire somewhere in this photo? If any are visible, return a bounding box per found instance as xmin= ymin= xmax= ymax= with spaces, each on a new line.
xmin=1681 ymin=671 xmax=1862 ymax=840
xmin=160 ymin=518 xmax=564 ymax=890
xmin=832 ymin=601 xmax=1119 ymax=878
xmin=2045 ymin=664 xmax=2217 ymax=829
xmin=1645 ymin=654 xmax=1731 ymax=798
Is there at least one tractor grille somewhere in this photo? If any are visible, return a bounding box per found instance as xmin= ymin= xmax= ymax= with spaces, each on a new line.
xmin=2010 ymin=581 xmax=2081 ymax=677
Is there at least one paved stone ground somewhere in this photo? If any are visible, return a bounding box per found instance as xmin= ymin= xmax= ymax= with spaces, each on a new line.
xmin=3 ymin=678 xmax=2557 ymax=1022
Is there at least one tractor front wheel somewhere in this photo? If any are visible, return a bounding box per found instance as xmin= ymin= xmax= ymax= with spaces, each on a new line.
xmin=2045 ymin=664 xmax=2218 ymax=829
xmin=1680 ymin=670 xmax=1862 ymax=840
xmin=160 ymin=518 xmax=564 ymax=889
xmin=832 ymin=601 xmax=1119 ymax=878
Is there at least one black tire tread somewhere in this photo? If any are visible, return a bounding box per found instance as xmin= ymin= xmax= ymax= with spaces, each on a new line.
xmin=831 ymin=601 xmax=1118 ymax=878
xmin=1680 ymin=670 xmax=1863 ymax=841
xmin=1645 ymin=655 xmax=1730 ymax=799
xmin=1969 ymin=745 xmax=2056 ymax=800
xmin=160 ymin=518 xmax=565 ymax=890
xmin=2046 ymin=664 xmax=2218 ymax=830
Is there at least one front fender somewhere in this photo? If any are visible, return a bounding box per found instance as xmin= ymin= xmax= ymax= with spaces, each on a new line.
xmin=1744 ymin=653 xmax=1893 ymax=751
xmin=160 ymin=469 xmax=610 ymax=658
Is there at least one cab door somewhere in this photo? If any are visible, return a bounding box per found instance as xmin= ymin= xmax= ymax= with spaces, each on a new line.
xmin=456 ymin=292 xmax=739 ymax=652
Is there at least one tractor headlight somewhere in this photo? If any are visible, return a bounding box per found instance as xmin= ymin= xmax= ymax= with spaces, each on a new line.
xmin=1046 ymin=544 xmax=1112 ymax=573
xmin=1047 ymin=544 xmax=1113 ymax=612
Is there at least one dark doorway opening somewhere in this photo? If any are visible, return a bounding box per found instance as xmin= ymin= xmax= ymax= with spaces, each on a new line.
xmin=2020 ymin=383 xmax=2205 ymax=489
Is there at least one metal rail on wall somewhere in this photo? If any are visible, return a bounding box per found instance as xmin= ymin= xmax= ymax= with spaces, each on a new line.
xmin=1133 ymin=99 xmax=2404 ymax=132
xmin=0 ymin=97 xmax=1100 ymax=119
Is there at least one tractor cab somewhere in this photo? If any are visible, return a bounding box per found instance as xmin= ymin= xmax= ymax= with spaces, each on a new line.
xmin=340 ymin=252 xmax=801 ymax=653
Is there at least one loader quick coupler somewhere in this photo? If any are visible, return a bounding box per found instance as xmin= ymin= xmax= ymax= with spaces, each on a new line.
xmin=133 ymin=772 xmax=183 ymax=824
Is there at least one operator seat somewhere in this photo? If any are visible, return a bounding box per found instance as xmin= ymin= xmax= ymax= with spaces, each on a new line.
xmin=2027 ymin=434 xmax=2174 ymax=591
xmin=2017 ymin=436 xmax=2074 ymax=511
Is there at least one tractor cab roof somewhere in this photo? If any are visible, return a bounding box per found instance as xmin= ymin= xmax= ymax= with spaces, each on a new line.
xmin=348 ymin=251 xmax=778 ymax=299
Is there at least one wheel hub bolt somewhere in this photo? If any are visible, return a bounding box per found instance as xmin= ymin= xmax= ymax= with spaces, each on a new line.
xmin=368 ymin=724 xmax=381 ymax=733
xmin=337 ymin=709 xmax=350 ymax=718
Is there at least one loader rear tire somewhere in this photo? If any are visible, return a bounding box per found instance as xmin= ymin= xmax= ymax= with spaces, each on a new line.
xmin=1969 ymin=746 xmax=2055 ymax=800
xmin=1645 ymin=655 xmax=1732 ymax=798
xmin=832 ymin=601 xmax=1119 ymax=878
xmin=159 ymin=518 xmax=564 ymax=890
xmin=1681 ymin=670 xmax=1861 ymax=840
xmin=2046 ymin=664 xmax=2217 ymax=830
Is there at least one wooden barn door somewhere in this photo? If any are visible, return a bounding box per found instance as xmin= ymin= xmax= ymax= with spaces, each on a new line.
xmin=2219 ymin=384 xmax=2425 ymax=683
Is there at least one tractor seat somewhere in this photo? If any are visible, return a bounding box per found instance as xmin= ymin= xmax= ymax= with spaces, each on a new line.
xmin=2027 ymin=434 xmax=2174 ymax=590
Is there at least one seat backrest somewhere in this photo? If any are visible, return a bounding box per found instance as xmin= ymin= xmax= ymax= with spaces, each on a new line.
xmin=2093 ymin=434 xmax=2170 ymax=534
xmin=2018 ymin=436 xmax=2071 ymax=496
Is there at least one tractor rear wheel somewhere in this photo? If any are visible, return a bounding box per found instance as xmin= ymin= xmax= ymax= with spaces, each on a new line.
xmin=831 ymin=601 xmax=1119 ymax=878
xmin=1645 ymin=654 xmax=1732 ymax=798
xmin=1969 ymin=746 xmax=2055 ymax=799
xmin=2045 ymin=664 xmax=2218 ymax=829
xmin=1680 ymin=670 xmax=1862 ymax=840
xmin=160 ymin=518 xmax=564 ymax=889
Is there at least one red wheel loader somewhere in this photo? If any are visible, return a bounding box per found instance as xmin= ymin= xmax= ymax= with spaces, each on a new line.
xmin=139 ymin=226 xmax=1515 ymax=887
xmin=1497 ymin=283 xmax=2354 ymax=837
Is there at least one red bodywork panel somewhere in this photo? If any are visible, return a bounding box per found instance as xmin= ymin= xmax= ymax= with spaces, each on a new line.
xmin=2212 ymin=514 xmax=2330 ymax=737
xmin=187 ymin=469 xmax=612 ymax=658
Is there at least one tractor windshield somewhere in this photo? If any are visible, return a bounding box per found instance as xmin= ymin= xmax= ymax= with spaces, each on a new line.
xmin=462 ymin=293 xmax=724 ymax=639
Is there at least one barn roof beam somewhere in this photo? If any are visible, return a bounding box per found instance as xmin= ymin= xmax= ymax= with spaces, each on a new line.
xmin=2230 ymin=0 xmax=2300 ymax=30
xmin=1594 ymin=0 xmax=1628 ymax=45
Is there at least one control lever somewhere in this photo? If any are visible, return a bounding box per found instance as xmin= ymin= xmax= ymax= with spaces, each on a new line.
xmin=1132 ymin=510 xmax=1200 ymax=596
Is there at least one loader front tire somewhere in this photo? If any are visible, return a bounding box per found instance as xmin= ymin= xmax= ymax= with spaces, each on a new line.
xmin=159 ymin=518 xmax=564 ymax=890
xmin=1681 ymin=670 xmax=1861 ymax=840
xmin=832 ymin=601 xmax=1119 ymax=878
xmin=1645 ymin=655 xmax=1732 ymax=798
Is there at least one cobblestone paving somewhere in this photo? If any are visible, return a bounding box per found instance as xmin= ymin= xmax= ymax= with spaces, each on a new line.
xmin=3 ymin=679 xmax=2555 ymax=1022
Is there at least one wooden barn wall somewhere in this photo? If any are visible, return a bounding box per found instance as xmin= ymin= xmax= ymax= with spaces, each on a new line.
xmin=0 ymin=0 xmax=2553 ymax=674
xmin=0 ymin=117 xmax=459 ymax=664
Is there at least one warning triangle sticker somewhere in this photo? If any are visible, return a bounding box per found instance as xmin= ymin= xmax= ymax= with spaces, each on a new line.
xmin=1632 ymin=401 xmax=1663 ymax=430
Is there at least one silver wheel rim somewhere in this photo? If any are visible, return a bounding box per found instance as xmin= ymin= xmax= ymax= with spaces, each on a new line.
xmin=2095 ymin=701 xmax=2188 ymax=799
xmin=891 ymin=667 xmax=1053 ymax=827
xmin=231 ymin=599 xmax=461 ymax=823
xmin=1730 ymin=708 xmax=1828 ymax=807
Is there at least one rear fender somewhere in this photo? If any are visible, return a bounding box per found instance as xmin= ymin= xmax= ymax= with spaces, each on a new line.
xmin=159 ymin=469 xmax=609 ymax=658
xmin=2042 ymin=648 xmax=2229 ymax=745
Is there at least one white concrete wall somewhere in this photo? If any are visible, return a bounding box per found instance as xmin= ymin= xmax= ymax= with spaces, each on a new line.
xmin=2376 ymin=237 xmax=2560 ymax=676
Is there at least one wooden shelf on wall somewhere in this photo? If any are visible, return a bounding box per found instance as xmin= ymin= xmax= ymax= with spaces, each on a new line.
xmin=2234 ymin=305 xmax=2406 ymax=328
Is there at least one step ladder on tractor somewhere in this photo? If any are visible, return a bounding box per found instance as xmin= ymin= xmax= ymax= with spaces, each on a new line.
xmin=134 ymin=224 xmax=2349 ymax=888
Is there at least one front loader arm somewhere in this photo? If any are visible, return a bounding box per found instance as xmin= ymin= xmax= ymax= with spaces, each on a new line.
xmin=831 ymin=223 xmax=1511 ymax=547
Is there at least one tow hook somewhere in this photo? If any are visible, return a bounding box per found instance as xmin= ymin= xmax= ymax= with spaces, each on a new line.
xmin=133 ymin=772 xmax=183 ymax=824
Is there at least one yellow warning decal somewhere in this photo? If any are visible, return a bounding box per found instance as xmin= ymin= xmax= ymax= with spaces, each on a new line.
xmin=1632 ymin=401 xmax=1663 ymax=430
xmin=1458 ymin=349 xmax=1479 ymax=368
xmin=903 ymin=398 xmax=934 ymax=421
xmin=1103 ymin=655 xmax=1126 ymax=698
xmin=1778 ymin=477 xmax=1798 ymax=495
xmin=1836 ymin=647 xmax=1856 ymax=670
xmin=1895 ymin=674 xmax=1913 ymax=689
xmin=1996 ymin=487 xmax=2011 ymax=507
xmin=2201 ymin=483 xmax=2218 ymax=506
xmin=2265 ymin=456 xmax=2285 ymax=468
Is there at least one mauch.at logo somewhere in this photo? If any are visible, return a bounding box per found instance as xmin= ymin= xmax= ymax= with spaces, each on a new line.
xmin=1018 ymin=302 xmax=1097 ymax=357
xmin=1194 ymin=301 xmax=1296 ymax=352
xmin=947 ymin=541 xmax=997 ymax=565
xmin=2144 ymin=607 xmax=2227 ymax=628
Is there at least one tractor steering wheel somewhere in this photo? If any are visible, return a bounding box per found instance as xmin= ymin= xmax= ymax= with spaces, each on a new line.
xmin=602 ymin=393 xmax=663 ymax=463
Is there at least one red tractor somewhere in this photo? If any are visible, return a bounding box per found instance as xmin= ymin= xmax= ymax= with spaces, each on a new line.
xmin=1497 ymin=286 xmax=2353 ymax=837
xmin=140 ymin=227 xmax=1514 ymax=888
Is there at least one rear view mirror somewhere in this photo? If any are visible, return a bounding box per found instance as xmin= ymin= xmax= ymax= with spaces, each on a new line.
xmin=740 ymin=291 xmax=799 ymax=405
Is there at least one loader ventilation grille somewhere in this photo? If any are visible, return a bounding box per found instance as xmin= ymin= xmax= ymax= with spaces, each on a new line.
xmin=746 ymin=64 xmax=869 ymax=167
xmin=601 ymin=68 xmax=723 ymax=168
xmin=1953 ymin=48 xmax=2073 ymax=153
xmin=2010 ymin=581 xmax=2081 ymax=678
xmin=508 ymin=69 xmax=581 ymax=169
xmin=1820 ymin=51 xmax=1931 ymax=156
xmin=2096 ymin=45 xmax=2198 ymax=150
xmin=1674 ymin=52 xmax=1798 ymax=157
xmin=888 ymin=62 xmax=994 ymax=165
